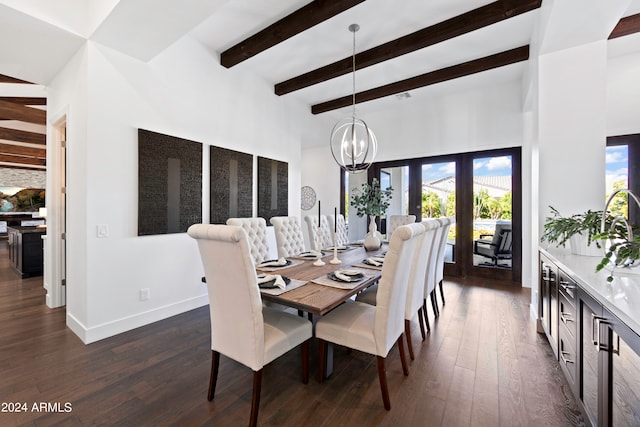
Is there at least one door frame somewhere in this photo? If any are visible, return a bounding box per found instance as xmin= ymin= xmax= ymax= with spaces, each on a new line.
xmin=360 ymin=147 xmax=521 ymax=283
xmin=45 ymin=112 xmax=67 ymax=308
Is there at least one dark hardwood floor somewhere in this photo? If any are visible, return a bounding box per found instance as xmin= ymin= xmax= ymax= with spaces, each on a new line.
xmin=0 ymin=241 xmax=584 ymax=426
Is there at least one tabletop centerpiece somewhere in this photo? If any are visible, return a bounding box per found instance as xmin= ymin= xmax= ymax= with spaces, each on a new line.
xmin=351 ymin=178 xmax=393 ymax=251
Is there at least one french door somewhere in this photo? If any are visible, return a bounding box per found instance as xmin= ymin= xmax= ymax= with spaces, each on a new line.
xmin=363 ymin=147 xmax=521 ymax=283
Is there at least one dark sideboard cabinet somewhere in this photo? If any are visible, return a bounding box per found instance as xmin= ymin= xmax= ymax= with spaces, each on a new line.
xmin=539 ymin=250 xmax=640 ymax=427
xmin=8 ymin=226 xmax=45 ymax=278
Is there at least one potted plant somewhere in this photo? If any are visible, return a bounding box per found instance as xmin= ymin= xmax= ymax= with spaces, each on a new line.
xmin=351 ymin=178 xmax=393 ymax=250
xmin=594 ymin=188 xmax=640 ymax=281
xmin=540 ymin=206 xmax=605 ymax=256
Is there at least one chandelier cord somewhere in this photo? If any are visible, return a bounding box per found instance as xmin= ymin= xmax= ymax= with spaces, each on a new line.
xmin=351 ymin=25 xmax=356 ymax=119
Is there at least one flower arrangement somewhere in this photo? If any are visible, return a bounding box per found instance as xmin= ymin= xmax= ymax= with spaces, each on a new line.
xmin=350 ymin=178 xmax=393 ymax=217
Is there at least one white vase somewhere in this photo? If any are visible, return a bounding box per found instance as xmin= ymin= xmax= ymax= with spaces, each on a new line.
xmin=569 ymin=232 xmax=602 ymax=257
xmin=364 ymin=215 xmax=382 ymax=251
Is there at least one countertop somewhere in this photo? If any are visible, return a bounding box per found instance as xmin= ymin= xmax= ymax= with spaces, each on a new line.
xmin=7 ymin=226 xmax=46 ymax=234
xmin=540 ymin=246 xmax=640 ymax=337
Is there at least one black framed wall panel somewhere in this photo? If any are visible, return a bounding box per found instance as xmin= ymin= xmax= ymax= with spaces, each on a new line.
xmin=257 ymin=157 xmax=288 ymax=220
xmin=209 ymin=146 xmax=253 ymax=224
xmin=138 ymin=129 xmax=202 ymax=235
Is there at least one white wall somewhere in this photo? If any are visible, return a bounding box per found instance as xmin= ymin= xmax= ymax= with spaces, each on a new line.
xmin=607 ymin=49 xmax=640 ymax=137
xmin=48 ymin=35 xmax=309 ymax=343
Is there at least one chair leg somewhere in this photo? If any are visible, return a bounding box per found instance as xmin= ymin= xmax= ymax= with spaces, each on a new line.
xmin=301 ymin=340 xmax=309 ymax=384
xmin=404 ymin=319 xmax=415 ymax=361
xmin=318 ymin=339 xmax=327 ymax=383
xmin=207 ymin=350 xmax=220 ymax=401
xmin=431 ymin=291 xmax=440 ymax=318
xmin=423 ymin=305 xmax=431 ymax=333
xmin=249 ymin=369 xmax=263 ymax=427
xmin=376 ymin=356 xmax=391 ymax=410
xmin=397 ymin=334 xmax=409 ymax=377
xmin=417 ymin=306 xmax=427 ymax=340
xmin=439 ymin=279 xmax=445 ymax=305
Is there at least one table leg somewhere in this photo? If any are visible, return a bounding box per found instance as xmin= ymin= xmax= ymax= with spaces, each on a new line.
xmin=326 ymin=343 xmax=334 ymax=378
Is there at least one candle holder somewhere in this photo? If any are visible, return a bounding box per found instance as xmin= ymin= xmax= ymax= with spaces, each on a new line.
xmin=330 ymin=232 xmax=342 ymax=265
xmin=313 ymin=225 xmax=326 ymax=266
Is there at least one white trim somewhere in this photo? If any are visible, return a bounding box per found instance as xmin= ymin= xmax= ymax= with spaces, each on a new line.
xmin=45 ymin=108 xmax=68 ymax=308
xmin=69 ymin=295 xmax=209 ymax=344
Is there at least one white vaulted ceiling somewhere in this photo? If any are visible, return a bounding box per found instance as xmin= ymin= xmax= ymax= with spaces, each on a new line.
xmin=0 ymin=0 xmax=639 ymax=169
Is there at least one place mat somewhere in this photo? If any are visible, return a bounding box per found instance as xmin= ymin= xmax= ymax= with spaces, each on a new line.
xmin=256 ymin=259 xmax=302 ymax=272
xmin=311 ymin=269 xmax=375 ymax=290
xmin=289 ymin=251 xmax=327 ymax=261
xmin=260 ymin=278 xmax=307 ymax=296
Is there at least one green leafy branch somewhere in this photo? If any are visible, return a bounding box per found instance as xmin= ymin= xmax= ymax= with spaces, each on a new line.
xmin=350 ymin=178 xmax=393 ymax=217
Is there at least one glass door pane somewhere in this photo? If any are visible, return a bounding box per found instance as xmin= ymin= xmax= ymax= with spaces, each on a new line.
xmin=606 ymin=144 xmax=629 ymax=217
xmin=472 ymin=155 xmax=512 ymax=269
xmin=422 ymin=161 xmax=456 ymax=263
xmin=380 ymin=166 xmax=409 ymax=239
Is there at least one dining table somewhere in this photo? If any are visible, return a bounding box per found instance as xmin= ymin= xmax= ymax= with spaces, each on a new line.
xmin=256 ymin=244 xmax=385 ymax=378
xmin=257 ymin=245 xmax=383 ymax=316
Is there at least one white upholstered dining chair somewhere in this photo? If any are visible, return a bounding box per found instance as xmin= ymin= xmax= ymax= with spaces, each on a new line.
xmin=188 ymin=224 xmax=312 ymax=427
xmin=387 ymin=214 xmax=416 ymax=239
xmin=356 ymin=220 xmax=436 ymax=359
xmin=435 ymin=217 xmax=455 ymax=306
xmin=226 ymin=217 xmax=270 ymax=264
xmin=333 ymin=213 xmax=349 ymax=246
xmin=270 ymin=216 xmax=307 ymax=258
xmin=316 ymin=223 xmax=422 ymax=410
xmin=423 ymin=219 xmax=444 ymax=320
xmin=303 ymin=214 xmax=332 ymax=250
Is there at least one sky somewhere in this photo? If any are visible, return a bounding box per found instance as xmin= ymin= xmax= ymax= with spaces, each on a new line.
xmin=605 ymin=145 xmax=628 ymax=193
xmin=421 ymin=155 xmax=513 ymax=181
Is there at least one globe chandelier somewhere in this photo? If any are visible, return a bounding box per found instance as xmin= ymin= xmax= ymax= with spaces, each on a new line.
xmin=330 ymin=24 xmax=377 ymax=173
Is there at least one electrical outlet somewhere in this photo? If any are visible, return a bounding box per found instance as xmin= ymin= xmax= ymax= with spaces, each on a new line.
xmin=139 ymin=288 xmax=150 ymax=301
xmin=97 ymin=224 xmax=109 ymax=238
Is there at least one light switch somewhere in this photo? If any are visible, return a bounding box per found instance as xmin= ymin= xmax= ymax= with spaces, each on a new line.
xmin=97 ymin=224 xmax=109 ymax=238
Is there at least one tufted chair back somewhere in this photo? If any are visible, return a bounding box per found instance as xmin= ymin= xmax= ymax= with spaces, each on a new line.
xmin=405 ymin=219 xmax=438 ymax=320
xmin=270 ymin=216 xmax=306 ymax=258
xmin=387 ymin=215 xmax=416 ymax=238
xmin=330 ymin=214 xmax=349 ymax=246
xmin=304 ymin=215 xmax=332 ymax=250
xmin=374 ymin=223 xmax=423 ymax=356
xmin=435 ymin=217 xmax=455 ymax=284
xmin=226 ymin=217 xmax=270 ymax=264
xmin=187 ymin=224 xmax=266 ymax=370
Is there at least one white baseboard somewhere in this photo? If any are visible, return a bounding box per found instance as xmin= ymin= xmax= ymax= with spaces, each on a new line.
xmin=66 ymin=295 xmax=209 ymax=344
xmin=530 ymin=302 xmax=538 ymax=321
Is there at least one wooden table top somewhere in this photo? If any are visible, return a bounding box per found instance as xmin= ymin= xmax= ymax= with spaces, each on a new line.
xmin=259 ymin=245 xmax=382 ymax=316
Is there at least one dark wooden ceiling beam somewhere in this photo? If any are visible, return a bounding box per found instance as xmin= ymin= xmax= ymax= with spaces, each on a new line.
xmin=0 ymin=143 xmax=46 ymax=158
xmin=0 ymin=154 xmax=46 ymax=167
xmin=0 ymin=74 xmax=33 ymax=84
xmin=0 ymin=100 xmax=46 ymax=125
xmin=609 ymin=13 xmax=640 ymax=39
xmin=0 ymin=127 xmax=46 ymax=145
xmin=0 ymin=97 xmax=47 ymax=106
xmin=221 ymin=0 xmax=366 ymax=68
xmin=276 ymin=0 xmax=541 ymax=95
xmin=312 ymin=45 xmax=529 ymax=114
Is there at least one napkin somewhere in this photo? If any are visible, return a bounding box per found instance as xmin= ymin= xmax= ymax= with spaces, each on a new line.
xmin=258 ymin=257 xmax=288 ymax=268
xmin=257 ymin=274 xmax=287 ymax=290
xmin=365 ymin=257 xmax=383 ymax=266
xmin=333 ymin=270 xmax=363 ymax=282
